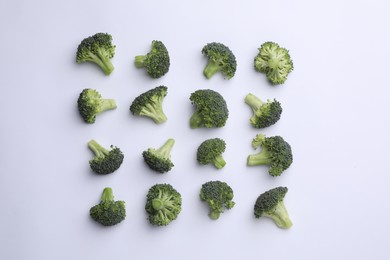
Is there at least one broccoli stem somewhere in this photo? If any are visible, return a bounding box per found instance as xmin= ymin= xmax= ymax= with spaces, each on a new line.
xmin=101 ymin=187 xmax=114 ymax=202
xmin=89 ymin=50 xmax=114 ymax=75
xmin=209 ymin=210 xmax=221 ymax=220
xmin=134 ymin=55 xmax=146 ymax=68
xmin=88 ymin=140 xmax=109 ymax=157
xmin=213 ymin=155 xmax=226 ymax=169
xmin=99 ymin=99 xmax=117 ymax=113
xmin=190 ymin=111 xmax=203 ymax=128
xmin=203 ymin=60 xmax=220 ymax=79
xmin=263 ymin=201 xmax=293 ymax=229
xmin=157 ymin=139 xmax=175 ymax=158
xmin=245 ymin=93 xmax=264 ymax=112
xmin=247 ymin=149 xmax=272 ymax=166
xmin=140 ymin=103 xmax=167 ymax=124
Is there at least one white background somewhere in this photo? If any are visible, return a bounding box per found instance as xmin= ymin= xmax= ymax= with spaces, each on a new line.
xmin=1 ymin=0 xmax=389 ymax=259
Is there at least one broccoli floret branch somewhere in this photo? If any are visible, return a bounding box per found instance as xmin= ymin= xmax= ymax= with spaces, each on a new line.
xmin=245 ymin=93 xmax=282 ymax=128
xmin=87 ymin=139 xmax=124 ymax=175
xmin=142 ymin=138 xmax=175 ymax=173
xmin=134 ymin=40 xmax=170 ymax=78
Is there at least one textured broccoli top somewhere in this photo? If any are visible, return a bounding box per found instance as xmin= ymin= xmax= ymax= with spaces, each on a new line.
xmin=142 ymin=138 xmax=175 ymax=173
xmin=90 ymin=187 xmax=126 ymax=226
xmin=88 ymin=140 xmax=124 ymax=175
xmin=135 ymin=40 xmax=170 ymax=78
xmin=145 ymin=184 xmax=182 ymax=226
xmin=200 ymin=180 xmax=235 ymax=220
xmin=245 ymin=93 xmax=282 ymax=128
xmin=197 ymin=138 xmax=227 ymax=169
xmin=76 ymin=32 xmax=116 ymax=75
xmin=254 ymin=42 xmax=293 ymax=85
xmin=130 ymin=86 xmax=168 ymax=124
xmin=189 ymin=89 xmax=229 ymax=128
xmin=202 ymin=42 xmax=237 ymax=79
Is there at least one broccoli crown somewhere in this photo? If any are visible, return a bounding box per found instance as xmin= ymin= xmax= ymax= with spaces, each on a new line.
xmin=247 ymin=134 xmax=293 ymax=176
xmin=254 ymin=186 xmax=292 ymax=229
xmin=142 ymin=138 xmax=175 ymax=173
xmin=129 ymin=86 xmax=168 ymax=124
xmin=197 ymin=138 xmax=227 ymax=169
xmin=134 ymin=40 xmax=170 ymax=78
xmin=199 ymin=180 xmax=235 ymax=220
xmin=245 ymin=93 xmax=282 ymax=128
xmin=88 ymin=140 xmax=124 ymax=174
xmin=145 ymin=183 xmax=182 ymax=226
xmin=254 ymin=42 xmax=293 ymax=85
xmin=90 ymin=187 xmax=126 ymax=226
xmin=77 ymin=88 xmax=117 ymax=124
xmin=189 ymin=89 xmax=229 ymax=128
xmin=201 ymin=42 xmax=237 ymax=79
xmin=76 ymin=32 xmax=116 ymax=75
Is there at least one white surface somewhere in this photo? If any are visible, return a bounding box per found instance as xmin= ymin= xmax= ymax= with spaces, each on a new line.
xmin=1 ymin=0 xmax=390 ymax=259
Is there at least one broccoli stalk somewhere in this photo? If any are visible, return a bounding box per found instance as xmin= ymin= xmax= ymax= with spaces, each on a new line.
xmin=142 ymin=138 xmax=175 ymax=173
xmin=134 ymin=55 xmax=147 ymax=68
xmin=203 ymin=59 xmax=221 ymax=79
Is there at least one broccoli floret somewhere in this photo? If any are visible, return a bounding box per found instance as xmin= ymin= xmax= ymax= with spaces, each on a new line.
xmin=76 ymin=33 xmax=116 ymax=75
xmin=201 ymin=42 xmax=237 ymax=79
xmin=142 ymin=138 xmax=175 ymax=173
xmin=90 ymin=187 xmax=126 ymax=226
xmin=130 ymin=86 xmax=168 ymax=124
xmin=254 ymin=42 xmax=293 ymax=85
xmin=254 ymin=186 xmax=292 ymax=229
xmin=145 ymin=183 xmax=182 ymax=226
xmin=244 ymin=93 xmax=282 ymax=128
xmin=247 ymin=134 xmax=293 ymax=177
xmin=134 ymin=40 xmax=170 ymax=78
xmin=189 ymin=89 xmax=229 ymax=128
xmin=199 ymin=181 xmax=235 ymax=220
xmin=87 ymin=140 xmax=124 ymax=175
xmin=77 ymin=88 xmax=117 ymax=124
xmin=197 ymin=138 xmax=227 ymax=169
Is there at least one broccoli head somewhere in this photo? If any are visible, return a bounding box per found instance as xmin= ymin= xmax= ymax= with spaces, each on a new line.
xmin=88 ymin=140 xmax=124 ymax=175
xmin=77 ymin=88 xmax=117 ymax=124
xmin=254 ymin=186 xmax=292 ymax=229
xmin=76 ymin=32 xmax=116 ymax=75
xmin=197 ymin=138 xmax=227 ymax=169
xmin=245 ymin=93 xmax=282 ymax=128
xmin=142 ymin=138 xmax=175 ymax=173
xmin=247 ymin=134 xmax=293 ymax=177
xmin=90 ymin=187 xmax=126 ymax=226
xmin=189 ymin=89 xmax=229 ymax=128
xmin=199 ymin=181 xmax=235 ymax=220
xmin=201 ymin=42 xmax=237 ymax=79
xmin=135 ymin=40 xmax=170 ymax=78
xmin=130 ymin=86 xmax=168 ymax=124
xmin=145 ymin=183 xmax=182 ymax=226
xmin=254 ymin=42 xmax=293 ymax=85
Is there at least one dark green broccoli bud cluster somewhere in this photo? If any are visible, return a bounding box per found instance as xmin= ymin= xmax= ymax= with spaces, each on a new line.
xmin=244 ymin=93 xmax=282 ymax=128
xmin=254 ymin=186 xmax=292 ymax=229
xmin=197 ymin=138 xmax=227 ymax=169
xmin=76 ymin=32 xmax=116 ymax=75
xmin=88 ymin=140 xmax=124 ymax=174
xmin=145 ymin=183 xmax=182 ymax=226
xmin=189 ymin=89 xmax=229 ymax=128
xmin=254 ymin=42 xmax=293 ymax=85
xmin=199 ymin=180 xmax=235 ymax=220
xmin=135 ymin=40 xmax=170 ymax=78
xmin=77 ymin=88 xmax=117 ymax=124
xmin=201 ymin=42 xmax=237 ymax=79
xmin=142 ymin=138 xmax=175 ymax=173
xmin=247 ymin=134 xmax=293 ymax=177
xmin=130 ymin=86 xmax=168 ymax=124
xmin=90 ymin=187 xmax=126 ymax=226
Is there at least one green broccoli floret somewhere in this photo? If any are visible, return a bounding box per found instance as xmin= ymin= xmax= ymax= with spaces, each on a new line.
xmin=90 ymin=187 xmax=126 ymax=226
xmin=244 ymin=93 xmax=282 ymax=128
xmin=189 ymin=89 xmax=229 ymax=128
xmin=130 ymin=86 xmax=168 ymax=124
xmin=77 ymin=88 xmax=117 ymax=124
xmin=197 ymin=138 xmax=227 ymax=169
xmin=254 ymin=42 xmax=293 ymax=85
xmin=199 ymin=181 xmax=235 ymax=220
xmin=254 ymin=186 xmax=292 ymax=229
xmin=201 ymin=42 xmax=237 ymax=79
xmin=87 ymin=140 xmax=124 ymax=175
xmin=76 ymin=33 xmax=116 ymax=75
xmin=134 ymin=40 xmax=170 ymax=78
xmin=145 ymin=183 xmax=182 ymax=226
xmin=142 ymin=138 xmax=175 ymax=173
xmin=247 ymin=134 xmax=293 ymax=177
